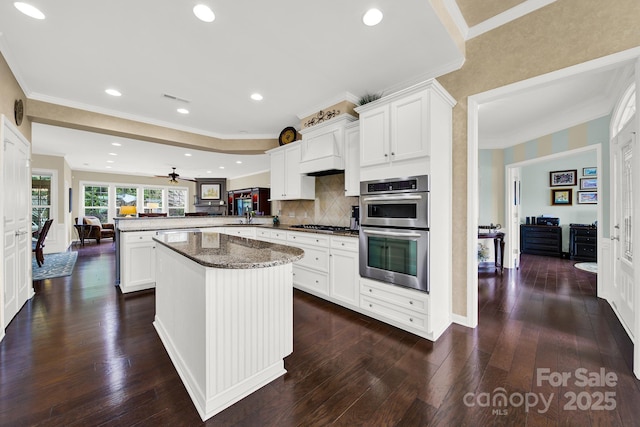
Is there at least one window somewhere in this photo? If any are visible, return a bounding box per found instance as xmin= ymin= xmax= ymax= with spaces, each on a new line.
xmin=612 ymin=83 xmax=636 ymax=137
xmin=168 ymin=189 xmax=187 ymax=217
xmin=84 ymin=185 xmax=109 ymax=222
xmin=143 ymin=188 xmax=164 ymax=213
xmin=116 ymin=186 xmax=137 ymax=217
xmin=32 ymin=174 xmax=52 ymax=228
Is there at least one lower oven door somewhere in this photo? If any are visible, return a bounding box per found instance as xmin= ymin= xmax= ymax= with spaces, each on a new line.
xmin=359 ymin=226 xmax=429 ymax=293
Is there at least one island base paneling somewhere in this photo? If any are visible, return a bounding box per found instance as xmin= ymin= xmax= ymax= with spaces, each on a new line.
xmin=154 ymin=244 xmax=293 ymax=421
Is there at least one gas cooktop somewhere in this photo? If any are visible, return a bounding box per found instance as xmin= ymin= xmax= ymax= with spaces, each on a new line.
xmin=289 ymin=224 xmax=356 ymax=234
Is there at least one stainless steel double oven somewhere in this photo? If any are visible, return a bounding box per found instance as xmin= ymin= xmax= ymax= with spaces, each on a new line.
xmin=359 ymin=175 xmax=430 ymax=293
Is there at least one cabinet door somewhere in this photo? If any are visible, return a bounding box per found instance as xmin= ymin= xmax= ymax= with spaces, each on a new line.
xmin=269 ymin=149 xmax=286 ymax=200
xmin=391 ymin=91 xmax=429 ymax=162
xmin=124 ymin=242 xmax=156 ymax=289
xmin=359 ymin=105 xmax=389 ymax=167
xmin=344 ymin=125 xmax=360 ymax=196
xmin=284 ymin=144 xmax=302 ymax=199
xmin=329 ymin=249 xmax=359 ymax=307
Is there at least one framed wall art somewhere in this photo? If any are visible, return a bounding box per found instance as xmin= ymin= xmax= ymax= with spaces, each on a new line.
xmin=200 ymin=183 xmax=221 ymax=200
xmin=551 ymin=188 xmax=572 ymax=206
xmin=549 ymin=169 xmax=577 ymax=187
xmin=582 ymin=167 xmax=597 ymax=176
xmin=580 ymin=178 xmax=597 ymax=190
xmin=577 ymin=191 xmax=597 ymax=204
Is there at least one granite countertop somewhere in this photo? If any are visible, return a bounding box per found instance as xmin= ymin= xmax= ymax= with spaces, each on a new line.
xmin=154 ymin=230 xmax=304 ymax=269
xmin=118 ymin=220 xmax=359 ymax=237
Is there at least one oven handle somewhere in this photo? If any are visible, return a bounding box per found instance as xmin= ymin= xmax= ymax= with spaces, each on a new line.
xmin=362 ymin=195 xmax=422 ymax=202
xmin=362 ymin=229 xmax=422 ymax=238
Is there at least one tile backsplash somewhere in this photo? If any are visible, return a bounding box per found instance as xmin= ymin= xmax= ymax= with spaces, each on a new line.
xmin=272 ymin=173 xmax=358 ymax=226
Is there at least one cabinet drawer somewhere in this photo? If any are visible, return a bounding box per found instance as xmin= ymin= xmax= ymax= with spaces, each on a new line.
xmin=574 ymin=235 xmax=596 ymax=244
xmin=255 ymin=229 xmax=271 ymax=240
xmin=330 ymin=236 xmax=358 ymax=252
xmin=360 ymin=280 xmax=428 ymax=313
xmin=294 ymin=245 xmax=329 ymax=272
xmin=124 ymin=232 xmax=156 ymax=243
xmin=271 ymin=230 xmax=288 ymax=242
xmin=288 ymin=232 xmax=330 ymax=247
xmin=360 ymin=295 xmax=428 ymax=332
xmin=575 ymin=244 xmax=597 ymax=257
xmin=293 ymin=266 xmax=329 ymax=294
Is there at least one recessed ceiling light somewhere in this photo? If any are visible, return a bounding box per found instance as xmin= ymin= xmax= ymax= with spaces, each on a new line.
xmin=177 ymin=108 xmax=189 ymax=114
xmin=184 ymin=153 xmax=192 ymax=157
xmin=193 ymin=4 xmax=215 ymax=22
xmin=206 ymin=170 xmax=212 ymax=174
xmin=111 ymin=142 xmax=121 ymax=146
xmin=250 ymin=93 xmax=263 ymax=101
xmin=108 ymin=152 xmax=117 ymax=156
xmin=14 ymin=2 xmax=45 ymax=19
xmin=219 ymin=166 xmax=225 ymax=169
xmin=236 ymin=161 xmax=242 ymax=164
xmin=105 ymin=88 xmax=122 ymax=97
xmin=106 ymin=160 xmax=114 ymax=163
xmin=362 ymin=8 xmax=383 ymax=26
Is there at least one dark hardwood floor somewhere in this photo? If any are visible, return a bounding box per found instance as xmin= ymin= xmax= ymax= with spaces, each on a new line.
xmin=1 ymin=244 xmax=638 ymax=426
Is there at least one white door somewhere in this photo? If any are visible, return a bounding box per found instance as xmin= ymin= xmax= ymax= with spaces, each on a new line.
xmin=2 ymin=117 xmax=32 ymax=328
xmin=611 ymin=119 xmax=636 ymax=341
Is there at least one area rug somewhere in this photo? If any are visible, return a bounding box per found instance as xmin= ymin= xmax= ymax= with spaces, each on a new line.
xmin=32 ymin=251 xmax=78 ymax=281
xmin=574 ymin=262 xmax=597 ymax=274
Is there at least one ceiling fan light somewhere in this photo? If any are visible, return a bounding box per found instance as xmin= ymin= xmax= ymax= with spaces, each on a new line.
xmin=193 ymin=4 xmax=215 ymax=22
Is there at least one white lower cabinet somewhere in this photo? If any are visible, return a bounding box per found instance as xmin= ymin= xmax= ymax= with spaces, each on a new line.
xmin=120 ymin=231 xmax=157 ymax=293
xmin=359 ymin=277 xmax=430 ymax=335
xmin=221 ymin=227 xmax=256 ymax=238
xmin=329 ymin=236 xmax=359 ymax=308
xmin=289 ymin=231 xmax=330 ymax=297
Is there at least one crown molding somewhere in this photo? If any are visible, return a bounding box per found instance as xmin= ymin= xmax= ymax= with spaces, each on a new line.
xmin=468 ymin=0 xmax=557 ymax=40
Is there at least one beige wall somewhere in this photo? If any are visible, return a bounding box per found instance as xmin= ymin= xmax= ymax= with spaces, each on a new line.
xmin=438 ymin=0 xmax=640 ymax=316
xmin=0 ymin=52 xmax=31 ymax=141
xmin=228 ymin=171 xmax=270 ymax=191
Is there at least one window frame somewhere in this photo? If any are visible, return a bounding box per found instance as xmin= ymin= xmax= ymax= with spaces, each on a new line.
xmin=32 ymin=168 xmax=57 ymax=229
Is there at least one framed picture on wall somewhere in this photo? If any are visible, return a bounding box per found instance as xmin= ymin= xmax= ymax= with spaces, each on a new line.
xmin=549 ymin=169 xmax=577 ymax=187
xmin=582 ymin=167 xmax=597 ymax=176
xmin=200 ymin=183 xmax=221 ymax=200
xmin=577 ymin=191 xmax=597 ymax=204
xmin=551 ymin=188 xmax=572 ymax=206
xmin=580 ymin=178 xmax=597 ymax=190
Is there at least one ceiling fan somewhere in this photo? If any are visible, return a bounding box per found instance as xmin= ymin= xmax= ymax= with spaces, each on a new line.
xmin=156 ymin=167 xmax=196 ymax=183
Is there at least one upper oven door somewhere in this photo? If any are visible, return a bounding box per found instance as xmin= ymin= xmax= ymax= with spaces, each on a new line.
xmin=361 ymin=192 xmax=429 ymax=228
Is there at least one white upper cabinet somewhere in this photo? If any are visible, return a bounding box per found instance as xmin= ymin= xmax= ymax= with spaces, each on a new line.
xmin=268 ymin=142 xmax=315 ymax=200
xmin=343 ymin=121 xmax=360 ymax=196
xmin=356 ymin=79 xmax=455 ymax=181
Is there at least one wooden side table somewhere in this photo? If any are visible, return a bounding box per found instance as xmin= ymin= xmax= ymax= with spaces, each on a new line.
xmin=74 ymin=224 xmax=90 ymax=246
xmin=478 ymin=231 xmax=505 ymax=274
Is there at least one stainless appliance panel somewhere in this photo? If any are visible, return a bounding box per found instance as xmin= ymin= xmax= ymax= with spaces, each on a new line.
xmin=361 ymin=192 xmax=429 ymax=228
xmin=359 ymin=226 xmax=429 ymax=293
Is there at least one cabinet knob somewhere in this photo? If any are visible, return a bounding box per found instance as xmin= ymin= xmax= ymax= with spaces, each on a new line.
xmin=341 ymin=243 xmax=345 ymax=246
xmin=369 ymin=304 xmax=373 ymax=308
xmin=315 ymin=257 xmax=319 ymax=261
xmin=409 ymin=300 xmax=413 ymax=305
xmin=369 ymin=289 xmax=372 ymax=292
xmin=391 ymin=152 xmax=395 ymax=156
xmin=384 ymin=153 xmax=388 ymax=157
xmin=409 ymin=318 xmax=413 ymax=322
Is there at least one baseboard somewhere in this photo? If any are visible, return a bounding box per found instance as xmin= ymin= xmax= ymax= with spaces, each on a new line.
xmin=451 ymin=312 xmax=475 ymax=328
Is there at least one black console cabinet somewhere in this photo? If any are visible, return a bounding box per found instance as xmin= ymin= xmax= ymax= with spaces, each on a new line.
xmin=520 ymin=225 xmax=563 ymax=257
xmin=569 ymin=226 xmax=597 ymax=261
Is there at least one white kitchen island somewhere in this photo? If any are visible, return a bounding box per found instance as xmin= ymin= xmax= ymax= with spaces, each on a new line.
xmin=152 ymin=230 xmax=304 ymax=421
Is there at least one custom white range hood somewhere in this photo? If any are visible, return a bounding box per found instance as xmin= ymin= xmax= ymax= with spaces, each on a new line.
xmin=299 ymin=115 xmax=357 ymax=176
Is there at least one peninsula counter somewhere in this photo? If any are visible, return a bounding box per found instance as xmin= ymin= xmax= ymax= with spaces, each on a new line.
xmin=152 ymin=230 xmax=304 ymax=421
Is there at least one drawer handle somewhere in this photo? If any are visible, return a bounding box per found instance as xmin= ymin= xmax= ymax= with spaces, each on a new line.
xmin=369 ymin=303 xmax=373 ymax=308
xmin=369 ymin=289 xmax=372 ymax=292
xmin=315 ymin=257 xmax=319 ymax=261
xmin=315 ymin=280 xmax=318 ymax=283
xmin=341 ymin=243 xmax=345 ymax=246
xmin=409 ymin=318 xmax=413 ymax=322
xmin=409 ymin=301 xmax=413 ymax=305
